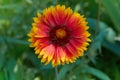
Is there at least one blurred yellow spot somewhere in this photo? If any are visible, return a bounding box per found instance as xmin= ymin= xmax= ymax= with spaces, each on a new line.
xmin=56 ymin=29 xmax=66 ymax=38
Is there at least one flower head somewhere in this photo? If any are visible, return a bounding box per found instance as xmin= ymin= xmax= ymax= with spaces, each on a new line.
xmin=28 ymin=5 xmax=91 ymax=67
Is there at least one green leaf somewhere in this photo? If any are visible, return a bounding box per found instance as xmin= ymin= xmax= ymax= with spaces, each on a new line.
xmin=101 ymin=0 xmax=120 ymax=32
xmin=105 ymin=28 xmax=116 ymax=43
xmin=57 ymin=64 xmax=74 ymax=80
xmin=87 ymin=18 xmax=119 ymax=56
xmin=14 ymin=60 xmax=24 ymax=80
xmin=103 ymin=40 xmax=120 ymax=56
xmin=87 ymin=18 xmax=108 ymax=31
xmin=0 ymin=53 xmax=5 ymax=70
xmin=6 ymin=58 xmax=16 ymax=80
xmin=114 ymin=67 xmax=120 ymax=80
xmin=0 ymin=42 xmax=6 ymax=70
xmin=0 ymin=71 xmax=4 ymax=80
xmin=0 ymin=4 xmax=20 ymax=9
xmin=0 ymin=36 xmax=29 ymax=45
xmin=85 ymin=66 xmax=111 ymax=80
xmin=3 ymin=68 xmax=8 ymax=80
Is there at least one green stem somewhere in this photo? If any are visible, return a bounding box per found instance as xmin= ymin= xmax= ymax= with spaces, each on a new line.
xmin=95 ymin=0 xmax=101 ymax=37
xmin=55 ymin=66 xmax=58 ymax=80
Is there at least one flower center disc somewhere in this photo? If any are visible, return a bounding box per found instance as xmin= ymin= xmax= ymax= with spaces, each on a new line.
xmin=50 ymin=27 xmax=70 ymax=46
xmin=56 ymin=29 xmax=66 ymax=39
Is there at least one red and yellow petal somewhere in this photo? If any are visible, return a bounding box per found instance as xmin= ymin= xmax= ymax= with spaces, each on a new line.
xmin=38 ymin=44 xmax=55 ymax=63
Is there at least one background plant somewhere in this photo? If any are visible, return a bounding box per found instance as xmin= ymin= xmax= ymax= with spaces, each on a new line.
xmin=0 ymin=0 xmax=120 ymax=80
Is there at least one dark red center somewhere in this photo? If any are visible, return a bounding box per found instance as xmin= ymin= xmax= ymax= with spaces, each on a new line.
xmin=49 ymin=26 xmax=71 ymax=46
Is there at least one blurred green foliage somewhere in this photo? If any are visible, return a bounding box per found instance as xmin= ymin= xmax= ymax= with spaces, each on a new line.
xmin=0 ymin=0 xmax=120 ymax=80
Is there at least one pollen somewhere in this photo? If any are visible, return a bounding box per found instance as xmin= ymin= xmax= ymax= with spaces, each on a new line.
xmin=56 ymin=28 xmax=66 ymax=39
